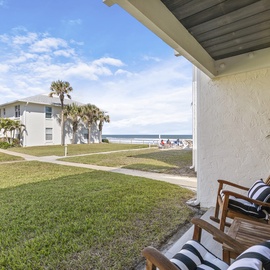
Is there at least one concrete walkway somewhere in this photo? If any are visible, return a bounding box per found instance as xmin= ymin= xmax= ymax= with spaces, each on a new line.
xmin=0 ymin=148 xmax=197 ymax=191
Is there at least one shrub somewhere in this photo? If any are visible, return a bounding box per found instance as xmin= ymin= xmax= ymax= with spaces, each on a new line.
xmin=0 ymin=141 xmax=12 ymax=149
xmin=102 ymin=138 xmax=109 ymax=143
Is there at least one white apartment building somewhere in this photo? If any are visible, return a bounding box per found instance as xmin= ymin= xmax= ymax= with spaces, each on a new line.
xmin=0 ymin=94 xmax=99 ymax=147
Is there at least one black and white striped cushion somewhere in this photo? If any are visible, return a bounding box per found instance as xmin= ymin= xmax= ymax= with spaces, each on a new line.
xmin=228 ymin=196 xmax=268 ymax=219
xmin=248 ymin=179 xmax=270 ymax=211
xmin=170 ymin=240 xmax=229 ymax=270
xmin=227 ymin=240 xmax=270 ymax=270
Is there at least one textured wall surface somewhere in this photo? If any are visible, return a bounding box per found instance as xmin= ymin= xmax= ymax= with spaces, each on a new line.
xmin=196 ymin=68 xmax=270 ymax=208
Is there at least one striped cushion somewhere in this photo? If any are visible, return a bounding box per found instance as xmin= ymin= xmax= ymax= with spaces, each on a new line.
xmin=248 ymin=179 xmax=270 ymax=211
xmin=227 ymin=240 xmax=270 ymax=270
xmin=170 ymin=240 xmax=229 ymax=270
xmin=228 ymin=196 xmax=268 ymax=219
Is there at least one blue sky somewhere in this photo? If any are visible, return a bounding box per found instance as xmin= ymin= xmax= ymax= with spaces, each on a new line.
xmin=0 ymin=0 xmax=193 ymax=135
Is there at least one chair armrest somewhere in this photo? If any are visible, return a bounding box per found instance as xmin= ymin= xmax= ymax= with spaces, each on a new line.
xmin=142 ymin=246 xmax=179 ymax=270
xmin=218 ymin=179 xmax=249 ymax=191
xmin=191 ymin=217 xmax=245 ymax=255
xmin=222 ymin=190 xmax=270 ymax=208
xmin=265 ymin=175 xmax=270 ymax=185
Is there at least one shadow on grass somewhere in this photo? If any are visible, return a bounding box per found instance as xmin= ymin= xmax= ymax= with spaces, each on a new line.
xmin=125 ymin=149 xmax=197 ymax=177
xmin=0 ymin=170 xmax=196 ymax=270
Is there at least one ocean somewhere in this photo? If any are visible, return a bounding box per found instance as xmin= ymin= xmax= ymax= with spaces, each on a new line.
xmin=102 ymin=134 xmax=192 ymax=145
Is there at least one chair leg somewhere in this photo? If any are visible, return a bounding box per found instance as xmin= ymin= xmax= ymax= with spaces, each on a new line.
xmin=210 ymin=182 xmax=223 ymax=223
xmin=146 ymin=260 xmax=156 ymax=270
xmin=210 ymin=198 xmax=221 ymax=223
xmin=219 ymin=195 xmax=230 ymax=232
xmin=222 ymin=249 xmax=231 ymax=264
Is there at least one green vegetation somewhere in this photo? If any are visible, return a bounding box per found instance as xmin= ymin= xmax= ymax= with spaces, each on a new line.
xmin=10 ymin=143 xmax=148 ymax=157
xmin=0 ymin=161 xmax=90 ymax=189
xmin=0 ymin=141 xmax=13 ymax=149
xmin=0 ymin=118 xmax=25 ymax=145
xmin=61 ymin=148 xmax=196 ymax=177
xmin=49 ymin=80 xmax=73 ymax=146
xmin=0 ymin=161 xmax=195 ymax=269
xmin=0 ymin=152 xmax=23 ymax=162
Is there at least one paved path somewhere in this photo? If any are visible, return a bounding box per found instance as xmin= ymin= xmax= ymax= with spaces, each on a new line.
xmin=0 ymin=149 xmax=197 ymax=191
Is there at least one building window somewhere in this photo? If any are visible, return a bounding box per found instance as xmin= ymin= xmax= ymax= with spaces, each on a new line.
xmin=45 ymin=128 xmax=53 ymax=140
xmin=45 ymin=107 xmax=52 ymax=118
xmin=15 ymin=105 xmax=20 ymax=117
xmin=84 ymin=130 xmax=89 ymax=140
xmin=0 ymin=109 xmax=1 ymax=117
xmin=3 ymin=108 xmax=6 ymax=116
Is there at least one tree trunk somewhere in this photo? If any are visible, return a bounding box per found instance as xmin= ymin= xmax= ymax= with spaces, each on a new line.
xmin=61 ymin=111 xmax=65 ymax=145
xmin=88 ymin=125 xmax=91 ymax=144
xmin=99 ymin=129 xmax=102 ymax=143
xmin=72 ymin=132 xmax=76 ymax=144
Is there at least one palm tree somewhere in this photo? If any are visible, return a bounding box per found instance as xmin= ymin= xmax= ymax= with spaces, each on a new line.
xmin=10 ymin=120 xmax=25 ymax=144
xmin=0 ymin=118 xmax=14 ymax=142
xmin=82 ymin=104 xmax=99 ymax=144
xmin=49 ymin=80 xmax=73 ymax=145
xmin=0 ymin=118 xmax=26 ymax=144
xmin=97 ymin=111 xmax=110 ymax=143
xmin=63 ymin=103 xmax=82 ymax=144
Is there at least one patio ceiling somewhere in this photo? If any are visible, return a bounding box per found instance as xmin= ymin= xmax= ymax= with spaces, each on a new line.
xmin=104 ymin=0 xmax=270 ymax=78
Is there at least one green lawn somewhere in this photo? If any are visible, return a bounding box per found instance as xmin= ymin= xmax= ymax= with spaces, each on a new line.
xmin=60 ymin=148 xmax=196 ymax=177
xmin=10 ymin=143 xmax=149 ymax=157
xmin=0 ymin=152 xmax=23 ymax=162
xmin=0 ymin=161 xmax=195 ymax=269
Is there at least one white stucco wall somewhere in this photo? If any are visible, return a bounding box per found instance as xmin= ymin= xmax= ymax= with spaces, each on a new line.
xmin=21 ymin=103 xmax=63 ymax=146
xmin=196 ymin=67 xmax=270 ymax=208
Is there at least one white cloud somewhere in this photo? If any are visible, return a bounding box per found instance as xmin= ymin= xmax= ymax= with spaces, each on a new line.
xmin=70 ymin=39 xmax=84 ymax=46
xmin=0 ymin=30 xmax=193 ymax=134
xmin=29 ymin=37 xmax=68 ymax=53
xmin=115 ymin=69 xmax=133 ymax=77
xmin=53 ymin=49 xmax=76 ymax=58
xmin=93 ymin=57 xmax=124 ymax=67
xmin=0 ymin=34 xmax=9 ymax=43
xmin=12 ymin=32 xmax=38 ymax=45
xmin=143 ymin=55 xmax=161 ymax=62
xmin=74 ymin=58 xmax=193 ymax=134
xmin=0 ymin=64 xmax=9 ymax=72
xmin=67 ymin=19 xmax=82 ymax=25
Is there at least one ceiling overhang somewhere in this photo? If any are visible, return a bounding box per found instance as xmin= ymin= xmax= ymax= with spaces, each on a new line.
xmin=104 ymin=0 xmax=270 ymax=78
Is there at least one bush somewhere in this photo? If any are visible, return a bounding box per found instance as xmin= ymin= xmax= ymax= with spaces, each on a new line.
xmin=102 ymin=138 xmax=109 ymax=143
xmin=0 ymin=141 xmax=12 ymax=149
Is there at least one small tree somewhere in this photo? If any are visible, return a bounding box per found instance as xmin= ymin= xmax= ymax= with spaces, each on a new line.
xmin=63 ymin=103 xmax=82 ymax=144
xmin=10 ymin=120 xmax=25 ymax=144
xmin=49 ymin=80 xmax=73 ymax=145
xmin=82 ymin=104 xmax=99 ymax=144
xmin=0 ymin=118 xmax=25 ymax=144
xmin=0 ymin=118 xmax=13 ymax=142
xmin=97 ymin=111 xmax=110 ymax=143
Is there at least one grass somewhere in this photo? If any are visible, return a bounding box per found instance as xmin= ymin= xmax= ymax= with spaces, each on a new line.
xmin=10 ymin=143 xmax=149 ymax=157
xmin=0 ymin=152 xmax=23 ymax=162
xmin=0 ymin=161 xmax=195 ymax=269
xmin=60 ymin=148 xmax=196 ymax=177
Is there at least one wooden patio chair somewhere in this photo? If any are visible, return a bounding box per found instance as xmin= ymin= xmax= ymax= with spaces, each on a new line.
xmin=210 ymin=175 xmax=270 ymax=232
xmin=142 ymin=217 xmax=270 ymax=270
